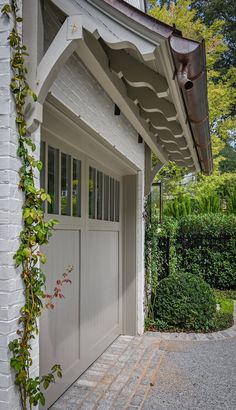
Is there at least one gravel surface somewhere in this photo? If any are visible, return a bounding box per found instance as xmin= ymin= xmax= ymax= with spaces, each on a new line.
xmin=143 ymin=336 xmax=236 ymax=410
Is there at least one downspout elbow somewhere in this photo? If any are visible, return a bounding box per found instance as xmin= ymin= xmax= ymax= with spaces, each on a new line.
xmin=177 ymin=64 xmax=193 ymax=91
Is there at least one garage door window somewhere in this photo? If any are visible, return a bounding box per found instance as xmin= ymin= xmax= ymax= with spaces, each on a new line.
xmin=41 ymin=143 xmax=81 ymax=217
xmin=89 ymin=167 xmax=96 ymax=219
xmin=48 ymin=146 xmax=59 ymax=214
xmin=73 ymin=159 xmax=81 ymax=217
xmin=61 ymin=153 xmax=71 ymax=216
xmin=97 ymin=171 xmax=103 ymax=220
xmin=89 ymin=166 xmax=120 ymax=222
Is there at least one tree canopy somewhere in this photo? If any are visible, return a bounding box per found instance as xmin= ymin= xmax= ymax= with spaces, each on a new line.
xmin=191 ymin=0 xmax=236 ymax=72
xmin=148 ymin=0 xmax=236 ymax=204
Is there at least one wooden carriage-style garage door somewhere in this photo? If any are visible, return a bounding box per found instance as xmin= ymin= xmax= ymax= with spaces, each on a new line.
xmin=39 ymin=131 xmax=122 ymax=408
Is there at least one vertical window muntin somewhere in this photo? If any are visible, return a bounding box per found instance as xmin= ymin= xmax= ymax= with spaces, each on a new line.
xmin=61 ymin=153 xmax=71 ymax=216
xmin=97 ymin=170 xmax=103 ymax=220
xmin=89 ymin=166 xmax=96 ymax=219
xmin=73 ymin=159 xmax=81 ymax=217
xmin=115 ymin=180 xmax=120 ymax=222
xmin=110 ymin=177 xmax=115 ymax=222
xmin=104 ymin=174 xmax=110 ymax=221
xmin=40 ymin=141 xmax=46 ymax=212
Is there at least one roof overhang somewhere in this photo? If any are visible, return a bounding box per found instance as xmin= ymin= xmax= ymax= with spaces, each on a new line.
xmin=28 ymin=0 xmax=212 ymax=175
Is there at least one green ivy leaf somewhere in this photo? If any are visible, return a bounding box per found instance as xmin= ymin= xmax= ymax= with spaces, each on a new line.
xmin=40 ymin=254 xmax=46 ymax=264
xmin=37 ymin=161 xmax=43 ymax=172
xmin=1 ymin=4 xmax=12 ymax=15
xmin=39 ymin=392 xmax=45 ymax=406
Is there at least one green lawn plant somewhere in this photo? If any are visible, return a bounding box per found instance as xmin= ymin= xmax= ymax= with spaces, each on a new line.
xmin=1 ymin=2 xmax=69 ymax=408
xmin=211 ymin=292 xmax=234 ymax=331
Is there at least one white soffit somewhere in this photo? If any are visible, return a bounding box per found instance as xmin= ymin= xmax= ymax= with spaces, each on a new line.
xmin=123 ymin=0 xmax=145 ymax=12
xmin=46 ymin=0 xmax=200 ymax=172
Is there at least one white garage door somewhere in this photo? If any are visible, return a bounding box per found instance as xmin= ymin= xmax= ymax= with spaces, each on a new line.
xmin=39 ymin=133 xmax=122 ymax=408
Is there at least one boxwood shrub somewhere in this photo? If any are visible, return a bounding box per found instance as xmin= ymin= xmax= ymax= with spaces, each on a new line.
xmin=153 ymin=273 xmax=216 ymax=331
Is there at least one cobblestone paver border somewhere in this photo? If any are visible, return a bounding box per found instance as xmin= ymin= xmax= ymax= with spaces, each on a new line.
xmin=51 ymin=335 xmax=165 ymax=410
xmin=51 ymin=304 xmax=235 ymax=409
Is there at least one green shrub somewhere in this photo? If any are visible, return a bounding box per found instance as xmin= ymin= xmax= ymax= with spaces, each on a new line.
xmin=153 ymin=273 xmax=216 ymax=331
xmin=176 ymin=214 xmax=236 ymax=289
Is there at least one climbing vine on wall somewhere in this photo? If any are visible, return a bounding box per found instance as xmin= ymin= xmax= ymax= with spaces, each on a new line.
xmin=1 ymin=1 xmax=70 ymax=408
xmin=144 ymin=198 xmax=177 ymax=325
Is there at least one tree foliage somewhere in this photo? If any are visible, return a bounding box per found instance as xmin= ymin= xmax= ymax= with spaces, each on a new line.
xmin=148 ymin=0 xmax=236 ymax=198
xmin=191 ymin=0 xmax=236 ymax=72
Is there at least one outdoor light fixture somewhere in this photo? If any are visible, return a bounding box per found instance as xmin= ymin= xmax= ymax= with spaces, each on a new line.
xmin=138 ymin=134 xmax=143 ymax=143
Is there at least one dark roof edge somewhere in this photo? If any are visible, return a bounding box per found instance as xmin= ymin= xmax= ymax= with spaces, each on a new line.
xmin=100 ymin=0 xmax=212 ymax=175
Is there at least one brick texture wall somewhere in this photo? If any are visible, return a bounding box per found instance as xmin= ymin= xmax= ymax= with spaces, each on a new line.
xmin=0 ymin=2 xmax=39 ymax=408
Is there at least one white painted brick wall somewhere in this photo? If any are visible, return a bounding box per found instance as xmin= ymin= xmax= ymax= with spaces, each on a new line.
xmin=0 ymin=2 xmax=22 ymax=407
xmin=0 ymin=1 xmax=39 ymax=408
xmin=50 ymin=52 xmax=145 ymax=172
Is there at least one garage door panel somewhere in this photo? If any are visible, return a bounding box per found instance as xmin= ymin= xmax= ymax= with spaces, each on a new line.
xmin=81 ymin=230 xmax=119 ymax=353
xmin=40 ymin=229 xmax=80 ymax=378
xmin=40 ymin=135 xmax=122 ymax=408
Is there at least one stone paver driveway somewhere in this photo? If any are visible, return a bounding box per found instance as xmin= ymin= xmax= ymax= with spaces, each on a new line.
xmin=51 ymin=323 xmax=236 ymax=410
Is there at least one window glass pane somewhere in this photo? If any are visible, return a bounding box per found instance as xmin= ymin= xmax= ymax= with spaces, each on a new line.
xmin=110 ymin=178 xmax=114 ymax=221
xmin=48 ymin=146 xmax=59 ymax=214
xmin=40 ymin=141 xmax=45 ymax=190
xmin=104 ymin=175 xmax=109 ymax=221
xmin=115 ymin=180 xmax=120 ymax=222
xmin=40 ymin=142 xmax=46 ymax=212
xmin=89 ymin=166 xmax=96 ymax=219
xmin=73 ymin=159 xmax=81 ymax=217
xmin=61 ymin=153 xmax=71 ymax=216
xmin=97 ymin=171 xmax=103 ymax=220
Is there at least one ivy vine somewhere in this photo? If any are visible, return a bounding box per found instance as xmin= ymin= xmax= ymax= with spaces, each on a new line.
xmin=144 ymin=199 xmax=177 ymax=327
xmin=1 ymin=1 xmax=70 ymax=408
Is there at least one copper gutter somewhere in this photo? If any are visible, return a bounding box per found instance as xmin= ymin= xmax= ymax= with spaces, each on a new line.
xmin=101 ymin=0 xmax=213 ymax=175
xmin=170 ymin=36 xmax=212 ymax=175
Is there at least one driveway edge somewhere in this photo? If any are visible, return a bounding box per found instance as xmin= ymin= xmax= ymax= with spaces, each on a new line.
xmin=145 ymin=302 xmax=236 ymax=341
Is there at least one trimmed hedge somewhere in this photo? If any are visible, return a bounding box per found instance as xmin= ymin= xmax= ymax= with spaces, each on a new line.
xmin=147 ymin=214 xmax=236 ymax=290
xmin=176 ymin=214 xmax=236 ymax=289
xmin=153 ymin=273 xmax=216 ymax=331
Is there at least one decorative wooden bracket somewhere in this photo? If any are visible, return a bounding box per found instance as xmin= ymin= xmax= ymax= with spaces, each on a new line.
xmin=27 ymin=15 xmax=83 ymax=132
xmin=144 ymin=144 xmax=164 ymax=196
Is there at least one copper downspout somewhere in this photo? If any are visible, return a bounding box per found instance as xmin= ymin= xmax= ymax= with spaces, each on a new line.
xmin=176 ymin=64 xmax=193 ymax=91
